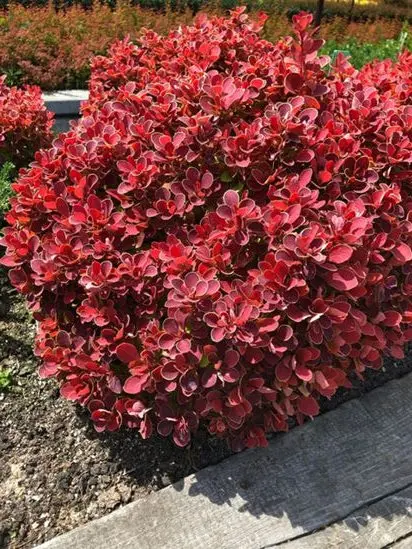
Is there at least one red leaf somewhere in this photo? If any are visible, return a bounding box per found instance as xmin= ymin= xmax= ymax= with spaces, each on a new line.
xmin=315 ymin=371 xmax=330 ymax=389
xmin=116 ymin=343 xmax=139 ymax=363
xmin=158 ymin=333 xmax=175 ymax=350
xmin=123 ymin=375 xmax=148 ymax=394
xmin=393 ymin=243 xmax=412 ymax=263
xmin=284 ymin=73 xmax=304 ymax=93
xmin=390 ymin=345 xmax=405 ymax=359
xmin=383 ymin=311 xmax=402 ymax=327
xmin=326 ymin=269 xmax=359 ymax=291
xmin=328 ymin=245 xmax=353 ymax=264
xmin=297 ymin=396 xmax=319 ymax=416
xmin=295 ymin=364 xmax=313 ymax=382
xmin=319 ymin=170 xmax=332 ymax=184
xmin=258 ymin=317 xmax=279 ymax=333
xmin=275 ymin=364 xmax=292 ymax=382
xmin=157 ymin=420 xmax=173 ymax=437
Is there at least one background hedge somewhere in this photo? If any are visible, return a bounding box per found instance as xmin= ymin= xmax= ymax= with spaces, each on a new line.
xmin=0 ymin=0 xmax=411 ymax=23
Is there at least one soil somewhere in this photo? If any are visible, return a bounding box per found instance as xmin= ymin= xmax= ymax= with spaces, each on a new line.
xmin=1 ymin=270 xmax=411 ymax=549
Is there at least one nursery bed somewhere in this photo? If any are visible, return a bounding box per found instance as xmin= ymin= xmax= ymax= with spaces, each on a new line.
xmin=1 ymin=271 xmax=412 ymax=549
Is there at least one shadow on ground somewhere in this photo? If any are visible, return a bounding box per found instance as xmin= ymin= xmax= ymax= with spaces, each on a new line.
xmin=98 ymin=353 xmax=412 ymax=546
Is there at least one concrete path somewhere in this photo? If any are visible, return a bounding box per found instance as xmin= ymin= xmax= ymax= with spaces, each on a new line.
xmin=36 ymin=374 xmax=412 ymax=549
xmin=43 ymin=90 xmax=88 ymax=116
xmin=43 ymin=90 xmax=88 ymax=132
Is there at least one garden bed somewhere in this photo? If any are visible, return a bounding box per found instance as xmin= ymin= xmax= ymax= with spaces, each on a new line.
xmin=1 ymin=268 xmax=412 ymax=549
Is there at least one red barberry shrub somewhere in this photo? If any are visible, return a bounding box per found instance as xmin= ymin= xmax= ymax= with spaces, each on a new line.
xmin=2 ymin=10 xmax=412 ymax=451
xmin=0 ymin=77 xmax=53 ymax=169
xmin=355 ymin=50 xmax=412 ymax=101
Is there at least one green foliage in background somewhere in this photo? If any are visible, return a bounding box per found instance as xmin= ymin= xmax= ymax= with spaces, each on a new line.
xmin=323 ymin=27 xmax=410 ymax=68
xmin=0 ymin=162 xmax=15 ymax=219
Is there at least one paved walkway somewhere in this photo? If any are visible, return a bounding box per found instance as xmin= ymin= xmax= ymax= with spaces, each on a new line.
xmin=37 ymin=374 xmax=412 ymax=549
xmin=43 ymin=90 xmax=88 ymax=132
xmin=43 ymin=90 xmax=88 ymax=115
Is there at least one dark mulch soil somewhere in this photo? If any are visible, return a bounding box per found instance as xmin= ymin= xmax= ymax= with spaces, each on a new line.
xmin=1 ymin=271 xmax=411 ymax=549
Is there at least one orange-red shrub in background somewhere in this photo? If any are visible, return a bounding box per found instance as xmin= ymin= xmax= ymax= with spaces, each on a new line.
xmin=0 ymin=2 xmax=406 ymax=91
xmin=0 ymin=3 xmax=195 ymax=90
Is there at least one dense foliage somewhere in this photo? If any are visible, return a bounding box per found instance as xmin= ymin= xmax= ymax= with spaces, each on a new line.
xmin=0 ymin=78 xmax=53 ymax=220
xmin=0 ymin=3 xmax=194 ymax=90
xmin=0 ymin=2 xmax=407 ymax=90
xmin=2 ymin=10 xmax=411 ymax=450
xmin=0 ymin=76 xmax=53 ymax=168
xmin=0 ymin=0 xmax=410 ymax=21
